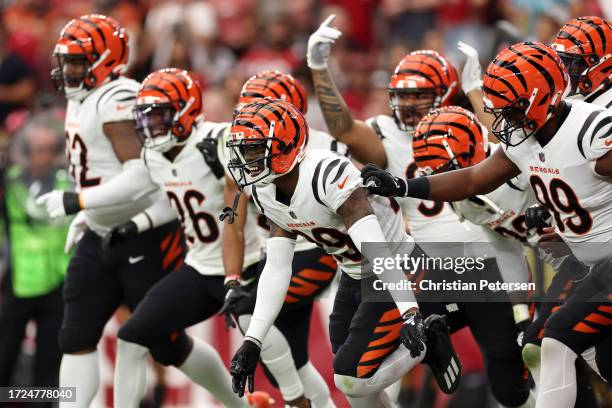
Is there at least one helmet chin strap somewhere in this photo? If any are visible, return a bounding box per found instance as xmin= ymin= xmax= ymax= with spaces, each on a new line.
xmin=65 ymin=83 xmax=93 ymax=102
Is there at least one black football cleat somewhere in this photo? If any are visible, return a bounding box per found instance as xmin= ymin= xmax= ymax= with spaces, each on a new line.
xmin=422 ymin=314 xmax=461 ymax=394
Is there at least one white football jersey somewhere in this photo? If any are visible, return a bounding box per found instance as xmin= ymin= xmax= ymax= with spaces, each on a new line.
xmin=64 ymin=77 xmax=162 ymax=234
xmin=219 ymin=125 xmax=348 ymax=252
xmin=502 ymin=100 xmax=612 ymax=264
xmin=251 ymin=149 xmax=410 ymax=279
xmin=308 ymin=128 xmax=350 ymax=157
xmin=366 ymin=114 xmax=487 ymax=244
xmin=450 ymin=144 xmax=538 ymax=243
xmin=569 ymin=86 xmax=612 ymax=109
xmin=143 ymin=121 xmax=261 ymax=275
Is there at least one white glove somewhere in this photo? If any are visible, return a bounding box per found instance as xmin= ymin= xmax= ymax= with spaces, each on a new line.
xmin=307 ymin=14 xmax=342 ymax=70
xmin=36 ymin=190 xmax=67 ymax=218
xmin=65 ymin=211 xmax=87 ymax=253
xmin=457 ymin=41 xmax=483 ymax=94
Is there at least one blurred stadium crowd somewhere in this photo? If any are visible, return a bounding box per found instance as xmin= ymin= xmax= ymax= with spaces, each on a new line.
xmin=0 ymin=0 xmax=608 ymax=140
xmin=0 ymin=0 xmax=610 ymax=406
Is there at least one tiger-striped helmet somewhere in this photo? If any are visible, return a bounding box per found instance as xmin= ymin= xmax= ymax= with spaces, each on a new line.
xmin=227 ymin=98 xmax=308 ymax=188
xmin=52 ymin=14 xmax=129 ymax=101
xmin=483 ymin=42 xmax=570 ymax=146
xmin=238 ymin=70 xmax=308 ymax=114
xmin=388 ymin=50 xmax=459 ymax=130
xmin=413 ymin=106 xmax=488 ymax=175
xmin=552 ymin=16 xmax=612 ymax=96
xmin=134 ymin=68 xmax=203 ymax=153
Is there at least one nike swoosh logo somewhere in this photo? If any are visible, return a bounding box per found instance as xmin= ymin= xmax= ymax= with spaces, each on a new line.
xmin=338 ymin=175 xmax=349 ymax=189
xmin=116 ymin=104 xmax=130 ymax=111
xmin=129 ymin=255 xmax=145 ymax=264
xmin=605 ymin=139 xmax=612 ymax=147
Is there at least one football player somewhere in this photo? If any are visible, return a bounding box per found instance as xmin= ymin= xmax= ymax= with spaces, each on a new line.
xmin=362 ymin=42 xmax=612 ymax=408
xmin=41 ymin=68 xmax=273 ymax=407
xmin=307 ymin=17 xmax=535 ymax=407
xmin=69 ymin=69 xmax=333 ymax=408
xmin=35 ymin=15 xmax=183 ymax=407
xmin=226 ymin=98 xmax=461 ymax=408
xmin=306 ymin=15 xmax=487 ymax=246
xmin=519 ymin=15 xmax=612 ymax=389
xmin=553 ymin=16 xmax=612 ymax=107
xmin=219 ymin=70 xmax=342 ymax=408
xmin=408 ymin=106 xmax=538 ymax=407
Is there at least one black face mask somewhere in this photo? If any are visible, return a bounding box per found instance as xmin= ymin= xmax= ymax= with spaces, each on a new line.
xmin=51 ymin=55 xmax=90 ymax=94
xmin=558 ymin=53 xmax=589 ymax=95
xmin=389 ymin=89 xmax=437 ymax=130
xmin=486 ymin=97 xmax=535 ymax=147
xmin=133 ymin=105 xmax=175 ymax=143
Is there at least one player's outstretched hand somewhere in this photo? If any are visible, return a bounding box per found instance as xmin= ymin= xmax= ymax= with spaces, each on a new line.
xmin=219 ymin=280 xmax=249 ymax=331
xmin=524 ymin=204 xmax=551 ymax=229
xmin=361 ymin=163 xmax=408 ymax=197
xmin=102 ymin=220 xmax=138 ymax=249
xmin=307 ymin=14 xmax=342 ymax=70
xmin=457 ymin=41 xmax=483 ymax=94
xmin=230 ymin=339 xmax=261 ymax=397
xmin=36 ymin=190 xmax=81 ymax=218
xmin=400 ymin=309 xmax=426 ymax=358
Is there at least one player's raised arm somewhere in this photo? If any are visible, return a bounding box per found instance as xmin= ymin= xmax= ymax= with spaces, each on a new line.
xmin=362 ymin=146 xmax=521 ymax=201
xmin=307 ymin=15 xmax=387 ymax=167
xmin=230 ymin=220 xmax=297 ymax=396
xmin=456 ymin=41 xmax=496 ymax=138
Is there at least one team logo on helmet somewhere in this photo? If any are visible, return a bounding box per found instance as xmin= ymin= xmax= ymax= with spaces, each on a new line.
xmin=238 ymin=70 xmax=308 ymax=115
xmin=227 ymin=98 xmax=308 ymax=189
xmin=552 ymin=16 xmax=612 ymax=96
xmin=388 ymin=50 xmax=459 ymax=130
xmin=482 ymin=42 xmax=570 ymax=146
xmin=51 ymin=14 xmax=129 ymax=101
xmin=134 ymin=68 xmax=203 ymax=153
xmin=412 ymin=106 xmax=488 ymax=175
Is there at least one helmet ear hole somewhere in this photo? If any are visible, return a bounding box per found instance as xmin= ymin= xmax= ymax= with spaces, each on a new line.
xmin=527 ymin=119 xmax=537 ymax=130
xmin=277 ymin=140 xmax=288 ymax=153
xmin=174 ymin=123 xmax=184 ymax=137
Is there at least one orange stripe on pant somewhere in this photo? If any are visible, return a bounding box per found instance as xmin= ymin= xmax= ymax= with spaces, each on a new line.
xmin=584 ymin=312 xmax=612 ymax=326
xmin=284 ymin=264 xmax=336 ymax=303
xmin=161 ymin=230 xmax=183 ymax=270
xmin=356 ymin=309 xmax=403 ymax=378
xmin=573 ymin=322 xmax=599 ymax=334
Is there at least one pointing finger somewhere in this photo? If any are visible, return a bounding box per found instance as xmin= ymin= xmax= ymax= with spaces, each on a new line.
xmin=321 ymin=14 xmax=336 ymax=28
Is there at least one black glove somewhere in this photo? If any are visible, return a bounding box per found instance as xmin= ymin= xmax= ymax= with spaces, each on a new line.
xmin=524 ymin=204 xmax=551 ymax=229
xmin=102 ymin=220 xmax=138 ymax=249
xmin=361 ymin=163 xmax=407 ymax=197
xmin=230 ymin=338 xmax=261 ymax=397
xmin=218 ymin=281 xmax=249 ymax=331
xmin=400 ymin=309 xmax=427 ymax=358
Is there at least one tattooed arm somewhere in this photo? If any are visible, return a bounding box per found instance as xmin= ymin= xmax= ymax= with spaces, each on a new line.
xmin=311 ymin=69 xmax=387 ymax=167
